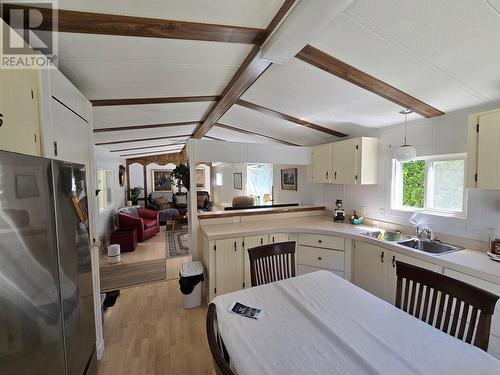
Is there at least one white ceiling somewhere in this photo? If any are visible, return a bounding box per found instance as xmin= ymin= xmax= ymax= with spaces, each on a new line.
xmin=57 ymin=0 xmax=285 ymax=28
xmin=43 ymin=0 xmax=500 ymax=156
xmin=93 ymin=102 xmax=213 ymax=128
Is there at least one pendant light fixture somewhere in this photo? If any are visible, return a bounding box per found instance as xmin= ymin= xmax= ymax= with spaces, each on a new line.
xmin=394 ymin=108 xmax=417 ymax=162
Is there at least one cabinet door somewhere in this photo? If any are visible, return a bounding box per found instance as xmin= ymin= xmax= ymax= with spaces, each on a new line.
xmin=385 ymin=251 xmax=441 ymax=305
xmin=0 ymin=69 xmax=40 ymax=156
xmin=270 ymin=233 xmax=290 ymax=243
xmin=477 ymin=111 xmax=500 ymax=189
xmin=215 ymin=238 xmax=244 ymax=295
xmin=51 ymin=98 xmax=90 ymax=163
xmin=243 ymin=235 xmax=269 ymax=288
xmin=312 ymin=144 xmax=332 ymax=183
xmin=353 ymin=242 xmax=386 ymax=300
xmin=332 ymin=138 xmax=358 ymax=184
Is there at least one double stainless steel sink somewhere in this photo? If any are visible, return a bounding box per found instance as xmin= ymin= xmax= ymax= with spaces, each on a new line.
xmin=361 ymin=230 xmax=464 ymax=255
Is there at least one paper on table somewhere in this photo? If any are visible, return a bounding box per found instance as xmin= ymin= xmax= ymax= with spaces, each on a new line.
xmin=229 ymin=302 xmax=263 ymax=320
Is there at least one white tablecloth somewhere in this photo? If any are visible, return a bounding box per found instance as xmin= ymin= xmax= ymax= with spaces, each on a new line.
xmin=213 ymin=271 xmax=500 ymax=375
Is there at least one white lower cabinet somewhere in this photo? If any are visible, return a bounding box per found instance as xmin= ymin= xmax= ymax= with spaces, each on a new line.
xmin=214 ymin=238 xmax=244 ymax=296
xmin=297 ymin=234 xmax=351 ymax=281
xmin=270 ymin=232 xmax=292 ymax=243
xmin=206 ymin=232 xmax=349 ymax=301
xmin=353 ymin=242 xmax=387 ymax=300
xmin=443 ymin=268 xmax=500 ymax=359
xmin=353 ymin=241 xmax=441 ymax=304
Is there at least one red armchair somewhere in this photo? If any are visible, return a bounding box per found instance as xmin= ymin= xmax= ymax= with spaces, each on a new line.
xmin=118 ymin=207 xmax=160 ymax=242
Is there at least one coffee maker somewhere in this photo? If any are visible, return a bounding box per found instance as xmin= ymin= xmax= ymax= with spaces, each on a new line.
xmin=333 ymin=199 xmax=345 ymax=222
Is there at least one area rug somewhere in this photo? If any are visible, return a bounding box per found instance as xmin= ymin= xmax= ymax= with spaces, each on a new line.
xmin=166 ymin=229 xmax=190 ymax=258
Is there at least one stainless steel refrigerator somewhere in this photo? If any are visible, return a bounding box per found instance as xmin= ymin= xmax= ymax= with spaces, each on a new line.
xmin=0 ymin=150 xmax=97 ymax=374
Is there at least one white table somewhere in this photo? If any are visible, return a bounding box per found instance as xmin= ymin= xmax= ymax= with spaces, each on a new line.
xmin=212 ymin=271 xmax=500 ymax=375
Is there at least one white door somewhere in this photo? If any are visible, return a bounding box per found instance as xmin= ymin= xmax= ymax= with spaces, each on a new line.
xmin=353 ymin=241 xmax=386 ymax=300
xmin=332 ymin=138 xmax=358 ymax=184
xmin=0 ymin=69 xmax=40 ymax=156
xmin=477 ymin=111 xmax=500 ymax=189
xmin=243 ymin=235 xmax=269 ymax=288
xmin=215 ymin=238 xmax=244 ymax=295
xmin=312 ymin=144 xmax=332 ymax=183
xmin=385 ymin=251 xmax=441 ymax=305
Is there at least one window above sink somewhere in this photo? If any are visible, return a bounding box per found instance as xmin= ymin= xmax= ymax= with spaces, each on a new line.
xmin=391 ymin=153 xmax=467 ymax=219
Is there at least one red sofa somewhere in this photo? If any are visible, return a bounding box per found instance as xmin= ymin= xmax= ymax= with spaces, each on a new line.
xmin=118 ymin=207 xmax=160 ymax=242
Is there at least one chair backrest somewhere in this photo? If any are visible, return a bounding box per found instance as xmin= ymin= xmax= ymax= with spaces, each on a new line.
xmin=206 ymin=303 xmax=235 ymax=375
xmin=118 ymin=207 xmax=138 ymax=217
xmin=232 ymin=196 xmax=254 ymax=208
xmin=395 ymin=261 xmax=499 ymax=351
xmin=248 ymin=241 xmax=296 ymax=287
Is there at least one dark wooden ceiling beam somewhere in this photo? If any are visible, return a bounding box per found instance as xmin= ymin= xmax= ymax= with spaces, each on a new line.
xmin=95 ymin=134 xmax=191 ymax=146
xmin=2 ymin=5 xmax=265 ymax=44
xmin=93 ymin=120 xmax=200 ymax=133
xmin=110 ymin=143 xmax=185 ymax=153
xmin=296 ymin=45 xmax=444 ymax=118
xmin=215 ymin=123 xmax=300 ymax=146
xmin=91 ymin=95 xmax=219 ymax=107
xmin=236 ymin=99 xmax=347 ymax=138
xmin=192 ymin=0 xmax=297 ymax=138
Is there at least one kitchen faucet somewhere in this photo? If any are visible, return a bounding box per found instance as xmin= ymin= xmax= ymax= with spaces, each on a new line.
xmin=416 ymin=226 xmax=432 ymax=240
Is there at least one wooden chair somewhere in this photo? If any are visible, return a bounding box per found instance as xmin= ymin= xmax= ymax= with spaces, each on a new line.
xmin=248 ymin=241 xmax=296 ymax=287
xmin=206 ymin=303 xmax=235 ymax=375
xmin=395 ymin=261 xmax=499 ymax=351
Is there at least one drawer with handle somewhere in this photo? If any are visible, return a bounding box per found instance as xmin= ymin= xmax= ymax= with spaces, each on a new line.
xmin=298 ymin=264 xmax=344 ymax=279
xmin=298 ymin=233 xmax=344 ymax=250
xmin=297 ymin=245 xmax=344 ymax=272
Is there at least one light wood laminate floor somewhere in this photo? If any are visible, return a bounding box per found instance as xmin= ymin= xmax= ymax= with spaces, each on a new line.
xmin=98 ymin=279 xmax=214 ymax=375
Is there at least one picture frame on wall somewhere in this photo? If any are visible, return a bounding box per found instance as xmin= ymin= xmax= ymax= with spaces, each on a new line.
xmin=196 ymin=168 xmax=205 ymax=189
xmin=233 ymin=172 xmax=243 ymax=190
xmin=152 ymin=169 xmax=173 ymax=192
xmin=281 ymin=168 xmax=297 ymax=191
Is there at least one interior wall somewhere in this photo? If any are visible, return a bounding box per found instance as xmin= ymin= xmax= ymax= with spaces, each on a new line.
xmin=319 ymin=102 xmax=500 ymax=242
xmin=94 ymin=147 xmax=126 ymax=243
xmin=272 ymin=165 xmax=326 ymax=205
xmin=128 ymin=162 xmax=187 ymax=202
xmin=196 ymin=164 xmax=211 ymax=195
xmin=211 ymin=163 xmax=248 ymax=208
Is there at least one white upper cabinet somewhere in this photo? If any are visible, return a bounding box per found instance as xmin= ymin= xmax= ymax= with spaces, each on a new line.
xmin=311 ymin=143 xmax=332 ymax=183
xmin=0 ymin=68 xmax=41 ymax=156
xmin=332 ymin=138 xmax=358 ymax=184
xmin=467 ymin=109 xmax=500 ymax=189
xmin=311 ymin=137 xmax=378 ymax=185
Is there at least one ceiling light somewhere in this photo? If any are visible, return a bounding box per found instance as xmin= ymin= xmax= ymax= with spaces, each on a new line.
xmin=394 ymin=109 xmax=417 ymax=162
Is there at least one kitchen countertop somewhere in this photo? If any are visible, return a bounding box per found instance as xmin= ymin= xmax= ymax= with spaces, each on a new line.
xmin=198 ymin=205 xmax=324 ymax=219
xmin=200 ymin=215 xmax=500 ymax=285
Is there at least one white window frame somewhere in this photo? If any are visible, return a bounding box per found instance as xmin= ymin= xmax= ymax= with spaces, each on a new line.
xmin=391 ymin=153 xmax=467 ymax=218
xmin=98 ymin=169 xmax=114 ymax=213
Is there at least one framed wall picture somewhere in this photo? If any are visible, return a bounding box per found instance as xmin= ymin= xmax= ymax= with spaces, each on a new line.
xmin=152 ymin=169 xmax=173 ymax=192
xmin=281 ymin=168 xmax=297 ymax=191
xmin=233 ymin=172 xmax=243 ymax=190
xmin=196 ymin=168 xmax=205 ymax=189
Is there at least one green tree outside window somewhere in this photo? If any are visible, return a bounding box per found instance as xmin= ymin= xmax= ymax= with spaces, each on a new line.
xmin=402 ymin=160 xmax=425 ymax=208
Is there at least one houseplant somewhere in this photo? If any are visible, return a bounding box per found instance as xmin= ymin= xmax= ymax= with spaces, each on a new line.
xmin=171 ymin=163 xmax=190 ymax=191
xmin=129 ymin=186 xmax=143 ymax=205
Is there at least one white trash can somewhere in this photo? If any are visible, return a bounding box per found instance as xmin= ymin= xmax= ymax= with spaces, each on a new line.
xmin=179 ymin=261 xmax=204 ymax=309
